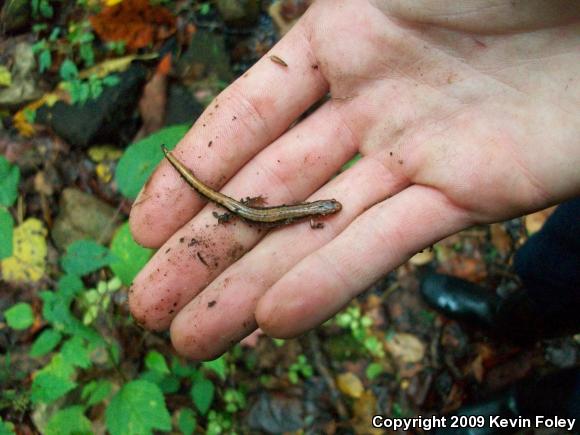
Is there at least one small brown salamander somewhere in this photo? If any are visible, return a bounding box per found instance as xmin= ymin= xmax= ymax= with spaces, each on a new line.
xmin=161 ymin=145 xmax=342 ymax=226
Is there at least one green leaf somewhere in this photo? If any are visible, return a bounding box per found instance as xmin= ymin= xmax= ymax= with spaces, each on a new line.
xmin=39 ymin=0 xmax=53 ymax=18
xmin=61 ymin=240 xmax=115 ymax=276
xmin=0 ymin=419 xmax=15 ymax=435
xmin=102 ymin=75 xmax=121 ymax=87
xmin=115 ymin=125 xmax=190 ymax=199
xmin=145 ymin=351 xmax=170 ymax=375
xmin=31 ymin=354 xmax=77 ymax=404
xmin=59 ymin=59 xmax=78 ymax=81
xmin=39 ymin=49 xmax=52 ymax=73
xmin=177 ymin=408 xmax=197 ymax=435
xmin=105 ymin=380 xmax=171 ymax=435
xmin=0 ymin=156 xmax=20 ymax=207
xmin=80 ymin=43 xmax=95 ymax=67
xmin=190 ymin=376 xmax=214 ymax=415
xmin=365 ymin=362 xmax=383 ymax=380
xmin=30 ymin=329 xmax=62 ymax=357
xmin=202 ymin=356 xmax=226 ymax=381
xmin=4 ymin=302 xmax=34 ymax=330
xmin=57 ymin=274 xmax=85 ymax=297
xmin=139 ymin=370 xmax=180 ymax=394
xmin=82 ymin=380 xmax=113 ymax=406
xmin=61 ymin=336 xmax=91 ymax=369
xmin=0 ymin=208 xmax=14 ymax=259
xmin=45 ymin=406 xmax=92 ymax=435
xmin=109 ymin=222 xmax=152 ymax=285
xmin=171 ymin=357 xmax=197 ymax=379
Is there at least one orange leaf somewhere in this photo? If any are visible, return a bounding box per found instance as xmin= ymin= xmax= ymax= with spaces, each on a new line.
xmin=89 ymin=0 xmax=176 ymax=50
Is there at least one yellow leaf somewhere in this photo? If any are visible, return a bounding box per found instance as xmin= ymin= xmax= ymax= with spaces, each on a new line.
xmin=96 ymin=163 xmax=113 ymax=183
xmin=0 ymin=66 xmax=12 ymax=87
xmin=88 ymin=145 xmax=123 ymax=162
xmin=12 ymin=93 xmax=60 ymax=138
xmin=77 ymin=53 xmax=158 ymax=80
xmin=336 ymin=372 xmax=364 ymax=398
xmin=105 ymin=0 xmax=123 ymax=5
xmin=409 ymin=249 xmax=434 ymax=266
xmin=1 ymin=218 xmax=47 ymax=283
xmin=385 ymin=332 xmax=425 ymax=364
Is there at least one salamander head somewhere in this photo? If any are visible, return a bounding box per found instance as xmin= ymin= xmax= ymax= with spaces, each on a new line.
xmin=314 ymin=199 xmax=342 ymax=215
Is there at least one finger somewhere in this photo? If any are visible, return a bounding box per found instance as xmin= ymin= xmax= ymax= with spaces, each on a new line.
xmin=129 ymin=101 xmax=359 ymax=331
xmin=130 ymin=18 xmax=328 ymax=248
xmin=255 ymin=184 xmax=473 ymax=338
xmin=169 ymin=153 xmax=408 ymax=359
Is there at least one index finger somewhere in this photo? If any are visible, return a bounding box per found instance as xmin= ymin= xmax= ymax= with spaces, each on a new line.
xmin=130 ymin=18 xmax=328 ymax=248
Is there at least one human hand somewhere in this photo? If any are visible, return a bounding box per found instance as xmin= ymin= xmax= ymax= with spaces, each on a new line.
xmin=129 ymin=0 xmax=580 ymax=359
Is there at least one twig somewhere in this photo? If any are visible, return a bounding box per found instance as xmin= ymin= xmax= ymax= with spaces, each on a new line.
xmin=306 ymin=331 xmax=349 ymax=420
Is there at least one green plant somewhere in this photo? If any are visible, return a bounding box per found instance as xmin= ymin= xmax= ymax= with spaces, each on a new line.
xmin=206 ymin=410 xmax=234 ymax=435
xmin=335 ymin=306 xmax=385 ymax=358
xmin=78 ymin=276 xmax=122 ymax=325
xmin=60 ymin=64 xmax=121 ymax=105
xmin=0 ymin=156 xmax=19 ymax=259
xmin=31 ymin=0 xmax=54 ymax=19
xmin=288 ymin=354 xmax=313 ymax=384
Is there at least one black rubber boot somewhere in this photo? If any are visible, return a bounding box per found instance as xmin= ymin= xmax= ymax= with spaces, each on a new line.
xmin=420 ymin=274 xmax=542 ymax=343
xmin=421 ymin=198 xmax=580 ymax=342
xmin=431 ymin=367 xmax=580 ymax=435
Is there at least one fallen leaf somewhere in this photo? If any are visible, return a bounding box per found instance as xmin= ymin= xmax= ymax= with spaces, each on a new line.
xmin=384 ymin=332 xmax=425 ymax=364
xmin=87 ymin=145 xmax=123 ymax=163
xmin=524 ymin=206 xmax=556 ymax=235
xmin=1 ymin=218 xmax=47 ymax=283
xmin=336 ymin=372 xmax=364 ymax=399
xmin=12 ymin=93 xmax=59 ymax=137
xmin=409 ymin=249 xmax=434 ymax=266
xmin=490 ymin=223 xmax=512 ymax=256
xmin=96 ymin=163 xmax=113 ymax=183
xmin=78 ymin=54 xmax=158 ymax=80
xmin=90 ymin=0 xmax=176 ymax=50
xmin=352 ymin=390 xmax=383 ymax=435
xmin=135 ymin=55 xmax=170 ymax=140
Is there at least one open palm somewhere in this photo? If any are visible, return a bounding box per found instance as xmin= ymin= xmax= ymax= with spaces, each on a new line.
xmin=129 ymin=0 xmax=580 ymax=359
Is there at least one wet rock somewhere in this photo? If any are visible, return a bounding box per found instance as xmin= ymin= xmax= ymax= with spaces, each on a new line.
xmin=51 ymin=188 xmax=122 ymax=250
xmin=164 ymin=83 xmax=203 ymax=127
xmin=216 ymin=0 xmax=260 ymax=27
xmin=0 ymin=42 xmax=43 ymax=109
xmin=247 ymin=392 xmax=304 ymax=433
xmin=1 ymin=0 xmax=31 ymax=34
xmin=36 ymin=64 xmax=147 ymax=148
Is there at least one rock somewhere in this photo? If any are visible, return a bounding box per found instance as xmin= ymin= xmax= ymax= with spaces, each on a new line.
xmin=164 ymin=83 xmax=203 ymax=127
xmin=36 ymin=63 xmax=147 ymax=148
xmin=216 ymin=0 xmax=260 ymax=27
xmin=51 ymin=188 xmax=122 ymax=250
xmin=174 ymin=31 xmax=233 ymax=83
xmin=0 ymin=42 xmax=43 ymax=109
xmin=247 ymin=392 xmax=304 ymax=433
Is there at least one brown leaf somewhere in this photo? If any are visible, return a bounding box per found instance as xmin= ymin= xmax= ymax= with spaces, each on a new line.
xmin=490 ymin=223 xmax=512 ymax=256
xmin=385 ymin=333 xmax=425 ymax=364
xmin=89 ymin=0 xmax=176 ymax=50
xmin=134 ymin=55 xmax=170 ymax=140
xmin=524 ymin=206 xmax=556 ymax=235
